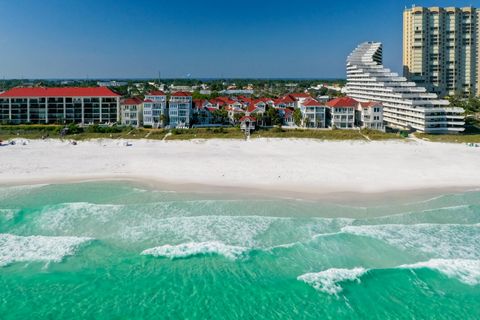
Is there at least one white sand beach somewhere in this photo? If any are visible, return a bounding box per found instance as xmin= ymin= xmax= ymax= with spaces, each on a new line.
xmin=1 ymin=138 xmax=480 ymax=196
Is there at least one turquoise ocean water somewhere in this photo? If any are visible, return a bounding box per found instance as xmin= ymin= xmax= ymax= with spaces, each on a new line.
xmin=0 ymin=181 xmax=479 ymax=319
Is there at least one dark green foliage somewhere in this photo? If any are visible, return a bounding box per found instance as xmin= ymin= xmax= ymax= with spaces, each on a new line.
xmin=84 ymin=124 xmax=124 ymax=134
xmin=293 ymin=109 xmax=302 ymax=126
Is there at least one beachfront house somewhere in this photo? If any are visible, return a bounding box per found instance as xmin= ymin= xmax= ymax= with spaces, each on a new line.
xmin=277 ymin=108 xmax=295 ymax=126
xmin=0 ymin=87 xmax=121 ymax=125
xmin=274 ymin=95 xmax=296 ymax=109
xmin=121 ymin=97 xmax=143 ymax=127
xmin=193 ymin=99 xmax=215 ymax=125
xmin=299 ymin=98 xmax=327 ymax=128
xmin=169 ymin=91 xmax=192 ymax=128
xmin=356 ymin=101 xmax=384 ymax=131
xmin=289 ymin=93 xmax=312 ymax=109
xmin=240 ymin=115 xmax=257 ymax=133
xmin=143 ymin=91 xmax=167 ymax=128
xmin=326 ymin=97 xmax=356 ymax=129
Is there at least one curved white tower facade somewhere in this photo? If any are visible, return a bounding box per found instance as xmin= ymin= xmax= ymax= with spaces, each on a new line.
xmin=346 ymin=42 xmax=464 ymax=133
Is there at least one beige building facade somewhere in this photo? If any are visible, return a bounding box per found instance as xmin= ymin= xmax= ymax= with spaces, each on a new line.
xmin=403 ymin=6 xmax=480 ymax=97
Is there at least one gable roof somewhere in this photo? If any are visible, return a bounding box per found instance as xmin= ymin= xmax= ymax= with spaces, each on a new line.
xmin=302 ymin=98 xmax=323 ymax=107
xmin=122 ymin=97 xmax=143 ymax=105
xmin=359 ymin=101 xmax=382 ymax=108
xmin=147 ymin=90 xmax=166 ymax=96
xmin=0 ymin=87 xmax=120 ymax=98
xmin=171 ymin=91 xmax=191 ymax=97
xmin=275 ymin=95 xmax=295 ymax=105
xmin=326 ymin=97 xmax=358 ymax=108
xmin=240 ymin=115 xmax=256 ymax=122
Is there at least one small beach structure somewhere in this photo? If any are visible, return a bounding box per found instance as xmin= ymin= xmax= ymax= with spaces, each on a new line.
xmin=240 ymin=115 xmax=257 ymax=139
xmin=240 ymin=115 xmax=256 ymax=134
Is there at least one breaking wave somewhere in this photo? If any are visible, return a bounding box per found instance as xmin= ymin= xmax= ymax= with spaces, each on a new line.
xmin=341 ymin=223 xmax=480 ymax=259
xmin=0 ymin=233 xmax=93 ymax=267
xmin=297 ymin=267 xmax=367 ymax=295
xmin=141 ymin=241 xmax=249 ymax=260
xmin=400 ymin=259 xmax=480 ymax=286
xmin=298 ymin=259 xmax=480 ymax=295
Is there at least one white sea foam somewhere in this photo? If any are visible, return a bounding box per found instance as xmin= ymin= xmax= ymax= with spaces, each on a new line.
xmin=0 ymin=233 xmax=93 ymax=267
xmin=297 ymin=267 xmax=367 ymax=295
xmin=141 ymin=241 xmax=248 ymax=260
xmin=400 ymin=259 xmax=480 ymax=286
xmin=341 ymin=223 xmax=480 ymax=259
xmin=0 ymin=184 xmax=47 ymax=201
xmin=0 ymin=209 xmax=20 ymax=221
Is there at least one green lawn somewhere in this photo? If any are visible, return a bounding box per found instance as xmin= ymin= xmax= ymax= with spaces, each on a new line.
xmin=0 ymin=125 xmax=424 ymax=143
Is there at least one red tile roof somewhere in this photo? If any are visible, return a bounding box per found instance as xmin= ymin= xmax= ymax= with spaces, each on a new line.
xmin=326 ymin=97 xmax=357 ymax=108
xmin=171 ymin=91 xmax=191 ymax=97
xmin=360 ymin=101 xmax=382 ymax=108
xmin=0 ymin=87 xmax=120 ymax=98
xmin=275 ymin=95 xmax=295 ymax=105
xmin=122 ymin=97 xmax=143 ymax=105
xmin=302 ymin=99 xmax=323 ymax=107
xmin=240 ymin=115 xmax=256 ymax=122
xmin=147 ymin=90 xmax=165 ymax=96
xmin=193 ymin=99 xmax=208 ymax=109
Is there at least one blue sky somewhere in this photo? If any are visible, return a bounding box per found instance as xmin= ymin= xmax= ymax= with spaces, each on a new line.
xmin=0 ymin=0 xmax=478 ymax=79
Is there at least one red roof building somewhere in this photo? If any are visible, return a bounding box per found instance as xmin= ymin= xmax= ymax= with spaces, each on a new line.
xmin=326 ymin=97 xmax=358 ymax=108
xmin=359 ymin=101 xmax=382 ymax=108
xmin=0 ymin=87 xmax=120 ymax=98
xmin=302 ymin=98 xmax=323 ymax=107
xmin=122 ymin=97 xmax=143 ymax=105
xmin=146 ymin=90 xmax=166 ymax=96
xmin=239 ymin=115 xmax=257 ymax=122
xmin=171 ymin=91 xmax=191 ymax=97
xmin=0 ymin=87 xmax=121 ymax=125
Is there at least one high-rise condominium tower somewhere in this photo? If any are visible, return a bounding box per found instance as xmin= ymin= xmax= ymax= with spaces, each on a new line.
xmin=346 ymin=42 xmax=464 ymax=133
xmin=403 ymin=6 xmax=479 ymax=97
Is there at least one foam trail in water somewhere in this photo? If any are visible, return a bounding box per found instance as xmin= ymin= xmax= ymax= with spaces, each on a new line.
xmin=400 ymin=259 xmax=480 ymax=286
xmin=341 ymin=224 xmax=480 ymax=259
xmin=141 ymin=241 xmax=248 ymax=260
xmin=0 ymin=184 xmax=47 ymax=201
xmin=0 ymin=233 xmax=93 ymax=267
xmin=297 ymin=267 xmax=367 ymax=295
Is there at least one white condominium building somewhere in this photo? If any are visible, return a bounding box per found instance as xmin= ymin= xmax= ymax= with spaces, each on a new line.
xmin=169 ymin=91 xmax=192 ymax=128
xmin=299 ymin=98 xmax=326 ymax=128
xmin=356 ymin=101 xmax=384 ymax=131
xmin=121 ymin=97 xmax=143 ymax=127
xmin=0 ymin=87 xmax=120 ymax=124
xmin=326 ymin=97 xmax=356 ymax=129
xmin=346 ymin=42 xmax=465 ymax=133
xmin=143 ymin=90 xmax=167 ymax=128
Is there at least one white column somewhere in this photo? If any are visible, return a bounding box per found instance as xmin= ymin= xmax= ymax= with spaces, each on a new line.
xmin=45 ymin=98 xmax=48 ymax=123
xmin=27 ymin=98 xmax=30 ymax=123
xmin=99 ymin=97 xmax=102 ymax=123
xmin=116 ymin=97 xmax=120 ymax=123
xmin=81 ymin=98 xmax=85 ymax=124
xmin=8 ymin=98 xmax=12 ymax=121
xmin=63 ymin=97 xmax=66 ymax=123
